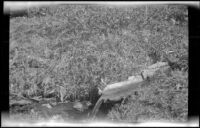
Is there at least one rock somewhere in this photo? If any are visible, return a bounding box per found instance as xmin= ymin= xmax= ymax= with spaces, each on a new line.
xmin=73 ymin=101 xmax=92 ymax=112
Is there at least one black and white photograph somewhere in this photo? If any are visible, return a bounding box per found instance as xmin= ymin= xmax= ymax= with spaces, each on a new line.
xmin=2 ymin=1 xmax=199 ymax=127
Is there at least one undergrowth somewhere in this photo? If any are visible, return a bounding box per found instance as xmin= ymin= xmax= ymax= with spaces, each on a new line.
xmin=9 ymin=4 xmax=188 ymax=122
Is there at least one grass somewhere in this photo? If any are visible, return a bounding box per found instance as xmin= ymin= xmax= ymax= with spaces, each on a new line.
xmin=9 ymin=4 xmax=188 ymax=122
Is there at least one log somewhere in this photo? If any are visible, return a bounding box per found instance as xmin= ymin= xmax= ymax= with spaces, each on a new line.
xmin=91 ymin=61 xmax=169 ymax=118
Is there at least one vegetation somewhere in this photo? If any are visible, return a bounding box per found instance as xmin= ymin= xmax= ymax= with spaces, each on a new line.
xmin=9 ymin=4 xmax=188 ymax=122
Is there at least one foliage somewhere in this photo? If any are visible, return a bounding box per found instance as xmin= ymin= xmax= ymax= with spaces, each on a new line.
xmin=9 ymin=4 xmax=188 ymax=122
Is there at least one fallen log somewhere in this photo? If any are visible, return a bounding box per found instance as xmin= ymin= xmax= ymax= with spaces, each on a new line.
xmin=91 ymin=61 xmax=169 ymax=118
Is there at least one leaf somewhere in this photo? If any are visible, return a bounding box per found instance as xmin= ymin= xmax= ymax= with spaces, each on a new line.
xmin=59 ymin=86 xmax=66 ymax=102
xmin=10 ymin=99 xmax=32 ymax=106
